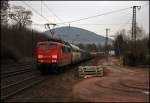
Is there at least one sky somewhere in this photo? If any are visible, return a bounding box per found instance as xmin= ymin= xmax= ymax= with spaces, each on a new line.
xmin=9 ymin=1 xmax=149 ymax=38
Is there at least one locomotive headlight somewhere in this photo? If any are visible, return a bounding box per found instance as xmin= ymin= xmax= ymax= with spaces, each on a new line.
xmin=52 ymin=55 xmax=57 ymax=58
xmin=38 ymin=55 xmax=43 ymax=58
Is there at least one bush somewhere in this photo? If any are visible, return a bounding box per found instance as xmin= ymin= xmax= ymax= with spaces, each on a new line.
xmin=123 ymin=52 xmax=149 ymax=66
xmin=1 ymin=44 xmax=22 ymax=62
xmin=1 ymin=26 xmax=50 ymax=63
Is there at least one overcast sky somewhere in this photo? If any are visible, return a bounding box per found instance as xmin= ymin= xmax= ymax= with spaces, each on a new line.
xmin=9 ymin=1 xmax=149 ymax=37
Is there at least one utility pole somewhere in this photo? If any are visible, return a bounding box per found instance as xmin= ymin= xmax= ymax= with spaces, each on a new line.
xmin=132 ymin=6 xmax=141 ymax=53
xmin=105 ymin=28 xmax=110 ymax=61
xmin=45 ymin=23 xmax=56 ymax=38
xmin=131 ymin=6 xmax=141 ymax=65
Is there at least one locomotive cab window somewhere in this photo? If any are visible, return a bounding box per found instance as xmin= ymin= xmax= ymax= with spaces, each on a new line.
xmin=39 ymin=43 xmax=46 ymax=50
xmin=48 ymin=43 xmax=57 ymax=50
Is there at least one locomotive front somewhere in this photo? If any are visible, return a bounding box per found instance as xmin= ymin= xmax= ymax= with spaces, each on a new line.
xmin=36 ymin=41 xmax=60 ymax=68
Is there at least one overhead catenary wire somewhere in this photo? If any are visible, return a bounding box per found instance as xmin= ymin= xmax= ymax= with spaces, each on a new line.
xmin=22 ymin=1 xmax=60 ymax=34
xmin=108 ymin=4 xmax=147 ymax=39
xmin=42 ymin=1 xmax=64 ymax=23
xmin=117 ymin=4 xmax=147 ymax=32
xmin=31 ymin=22 xmax=131 ymax=26
xmin=56 ymin=6 xmax=133 ymax=24
xmin=56 ymin=3 xmax=146 ymax=26
xmin=23 ymin=2 xmax=147 ymax=34
xmin=70 ymin=22 xmax=131 ymax=26
xmin=140 ymin=3 xmax=149 ymax=9
xmin=41 ymin=0 xmax=42 ymax=16
xmin=110 ymin=17 xmax=132 ymax=34
xmin=22 ymin=2 xmax=147 ymax=27
xmin=42 ymin=1 xmax=67 ymax=35
xmin=21 ymin=1 xmax=51 ymax=23
xmin=98 ymin=7 xmax=133 ymax=35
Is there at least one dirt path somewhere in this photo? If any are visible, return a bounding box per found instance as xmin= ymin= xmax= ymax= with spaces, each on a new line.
xmin=4 ymin=57 xmax=149 ymax=102
xmin=72 ymin=57 xmax=149 ymax=102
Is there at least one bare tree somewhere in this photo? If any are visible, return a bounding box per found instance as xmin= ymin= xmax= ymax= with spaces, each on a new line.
xmin=113 ymin=29 xmax=128 ymax=56
xmin=1 ymin=0 xmax=9 ymax=26
xmin=114 ymin=26 xmax=149 ymax=66
xmin=128 ymin=23 xmax=146 ymax=40
xmin=9 ymin=6 xmax=32 ymax=29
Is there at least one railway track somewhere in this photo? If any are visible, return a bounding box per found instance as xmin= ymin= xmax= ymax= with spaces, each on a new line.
xmin=1 ymin=62 xmax=33 ymax=69
xmin=0 ymin=63 xmax=50 ymax=101
xmin=1 ymin=64 xmax=35 ymax=77
xmin=1 ymin=74 xmax=50 ymax=101
xmin=1 ymin=67 xmax=35 ymax=79
xmin=0 ymin=58 xmax=95 ymax=102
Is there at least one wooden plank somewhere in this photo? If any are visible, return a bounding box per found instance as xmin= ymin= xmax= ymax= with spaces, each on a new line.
xmin=78 ymin=66 xmax=104 ymax=78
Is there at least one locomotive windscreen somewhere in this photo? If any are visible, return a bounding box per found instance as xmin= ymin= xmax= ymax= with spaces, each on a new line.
xmin=39 ymin=43 xmax=46 ymax=50
xmin=48 ymin=43 xmax=57 ymax=50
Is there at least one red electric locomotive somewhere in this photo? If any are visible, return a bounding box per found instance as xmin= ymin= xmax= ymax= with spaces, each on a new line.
xmin=35 ymin=38 xmax=94 ymax=73
xmin=36 ymin=40 xmax=72 ymax=72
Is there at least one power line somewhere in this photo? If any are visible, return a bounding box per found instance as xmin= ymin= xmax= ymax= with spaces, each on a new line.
xmin=109 ymin=4 xmax=146 ymax=35
xmin=111 ymin=18 xmax=132 ymax=34
xmin=42 ymin=1 xmax=64 ymax=23
xmin=22 ymin=1 xmax=60 ymax=34
xmin=141 ymin=3 xmax=149 ymax=9
xmin=26 ymin=2 xmax=146 ymax=35
xmin=70 ymin=22 xmax=131 ymax=26
xmin=31 ymin=22 xmax=131 ymax=26
xmin=42 ymin=2 xmax=69 ymax=36
xmin=109 ymin=8 xmax=133 ymax=33
xmin=21 ymin=1 xmax=51 ymax=23
xmin=41 ymin=0 xmax=42 ymax=16
xmin=57 ymin=6 xmax=133 ymax=24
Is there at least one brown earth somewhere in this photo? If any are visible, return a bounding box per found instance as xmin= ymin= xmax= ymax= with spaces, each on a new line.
xmin=4 ymin=57 xmax=149 ymax=102
xmin=72 ymin=57 xmax=149 ymax=102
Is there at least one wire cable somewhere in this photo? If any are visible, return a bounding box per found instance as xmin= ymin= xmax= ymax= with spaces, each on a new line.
xmin=21 ymin=1 xmax=51 ymax=23
xmin=42 ymin=1 xmax=64 ymax=23
xmin=70 ymin=23 xmax=131 ymax=26
xmin=56 ymin=6 xmax=133 ymax=24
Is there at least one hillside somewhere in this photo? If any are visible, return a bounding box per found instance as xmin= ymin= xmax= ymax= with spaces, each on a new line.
xmin=45 ymin=26 xmax=112 ymax=45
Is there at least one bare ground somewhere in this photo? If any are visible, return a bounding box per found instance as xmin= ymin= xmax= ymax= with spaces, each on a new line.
xmin=73 ymin=57 xmax=149 ymax=102
xmin=4 ymin=57 xmax=149 ymax=102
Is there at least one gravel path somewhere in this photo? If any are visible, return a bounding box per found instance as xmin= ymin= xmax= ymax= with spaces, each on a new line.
xmin=72 ymin=57 xmax=149 ymax=102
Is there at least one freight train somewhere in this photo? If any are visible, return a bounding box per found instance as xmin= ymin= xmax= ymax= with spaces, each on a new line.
xmin=35 ymin=39 xmax=93 ymax=73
